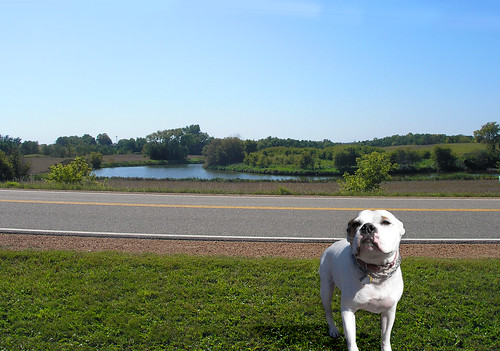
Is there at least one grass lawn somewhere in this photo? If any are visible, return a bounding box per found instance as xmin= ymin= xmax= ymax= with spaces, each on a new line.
xmin=0 ymin=250 xmax=497 ymax=350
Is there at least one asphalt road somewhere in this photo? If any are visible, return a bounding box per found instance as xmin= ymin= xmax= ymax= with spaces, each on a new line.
xmin=0 ymin=189 xmax=499 ymax=242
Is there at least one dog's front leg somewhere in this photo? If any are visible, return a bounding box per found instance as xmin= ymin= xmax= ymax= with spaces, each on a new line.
xmin=380 ymin=307 xmax=397 ymax=351
xmin=320 ymin=278 xmax=340 ymax=337
xmin=341 ymin=309 xmax=359 ymax=351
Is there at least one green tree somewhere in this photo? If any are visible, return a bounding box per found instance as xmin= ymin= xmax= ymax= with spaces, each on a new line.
xmin=144 ymin=129 xmax=189 ymax=160
xmin=97 ymin=133 xmax=113 ymax=146
xmin=298 ymin=150 xmax=317 ymax=169
xmin=81 ymin=134 xmax=97 ymax=146
xmin=333 ymin=146 xmax=381 ymax=173
xmin=433 ymin=146 xmax=461 ymax=172
xmin=244 ymin=139 xmax=258 ymax=155
xmin=203 ymin=137 xmax=245 ymax=167
xmin=474 ymin=122 xmax=500 ymax=154
xmin=10 ymin=150 xmax=30 ymax=179
xmin=20 ymin=140 xmax=40 ymax=155
xmin=389 ymin=148 xmax=423 ymax=173
xmin=462 ymin=150 xmax=496 ymax=171
xmin=182 ymin=124 xmax=211 ymax=154
xmin=117 ymin=137 xmax=146 ymax=154
xmin=47 ymin=157 xmax=96 ymax=184
xmin=87 ymin=152 xmax=103 ymax=169
xmin=334 ymin=147 xmax=359 ymax=174
xmin=338 ymin=152 xmax=395 ymax=193
xmin=0 ymin=150 xmax=14 ymax=181
xmin=0 ymin=135 xmax=21 ymax=154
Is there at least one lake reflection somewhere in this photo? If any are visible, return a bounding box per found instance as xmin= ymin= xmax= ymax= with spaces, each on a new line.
xmin=93 ymin=164 xmax=326 ymax=181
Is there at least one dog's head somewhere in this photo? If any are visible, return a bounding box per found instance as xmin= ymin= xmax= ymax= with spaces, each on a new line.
xmin=346 ymin=210 xmax=405 ymax=264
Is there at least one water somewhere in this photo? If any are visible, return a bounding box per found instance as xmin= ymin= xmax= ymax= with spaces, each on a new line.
xmin=93 ymin=164 xmax=329 ymax=181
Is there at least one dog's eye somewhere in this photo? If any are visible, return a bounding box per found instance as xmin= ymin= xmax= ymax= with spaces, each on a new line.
xmin=381 ymin=220 xmax=391 ymax=225
xmin=351 ymin=221 xmax=361 ymax=228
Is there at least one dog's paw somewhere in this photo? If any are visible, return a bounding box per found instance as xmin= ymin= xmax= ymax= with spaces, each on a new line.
xmin=329 ymin=326 xmax=341 ymax=338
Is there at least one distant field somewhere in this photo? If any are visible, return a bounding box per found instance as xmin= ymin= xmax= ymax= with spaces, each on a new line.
xmin=24 ymin=154 xmax=148 ymax=175
xmin=382 ymin=142 xmax=487 ymax=155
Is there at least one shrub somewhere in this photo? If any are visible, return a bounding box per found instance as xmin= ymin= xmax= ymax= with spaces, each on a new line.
xmin=462 ymin=149 xmax=496 ymax=171
xmin=334 ymin=147 xmax=361 ymax=174
xmin=0 ymin=151 xmax=14 ymax=182
xmin=433 ymin=146 xmax=462 ymax=172
xmin=0 ymin=150 xmax=30 ymax=181
xmin=339 ymin=152 xmax=395 ymax=193
xmin=47 ymin=157 xmax=96 ymax=184
xmin=87 ymin=152 xmax=103 ymax=169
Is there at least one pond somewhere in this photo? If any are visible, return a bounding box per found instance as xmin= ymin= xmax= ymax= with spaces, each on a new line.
xmin=93 ymin=164 xmax=330 ymax=181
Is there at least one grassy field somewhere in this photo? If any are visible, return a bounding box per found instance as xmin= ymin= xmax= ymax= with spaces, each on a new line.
xmin=6 ymin=177 xmax=499 ymax=197
xmin=382 ymin=142 xmax=488 ymax=155
xmin=0 ymin=250 xmax=498 ymax=350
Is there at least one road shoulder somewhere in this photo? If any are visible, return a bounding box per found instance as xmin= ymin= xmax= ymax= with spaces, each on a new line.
xmin=0 ymin=234 xmax=498 ymax=259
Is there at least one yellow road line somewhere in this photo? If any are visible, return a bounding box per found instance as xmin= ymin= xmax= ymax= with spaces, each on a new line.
xmin=1 ymin=199 xmax=499 ymax=212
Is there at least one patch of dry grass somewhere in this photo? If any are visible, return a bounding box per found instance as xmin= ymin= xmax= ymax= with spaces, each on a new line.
xmin=24 ymin=155 xmax=148 ymax=175
xmin=383 ymin=179 xmax=500 ymax=196
xmin=24 ymin=156 xmax=69 ymax=174
xmin=97 ymin=178 xmax=499 ymax=197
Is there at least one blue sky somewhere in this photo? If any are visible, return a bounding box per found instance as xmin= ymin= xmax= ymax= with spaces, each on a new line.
xmin=1 ymin=0 xmax=499 ymax=145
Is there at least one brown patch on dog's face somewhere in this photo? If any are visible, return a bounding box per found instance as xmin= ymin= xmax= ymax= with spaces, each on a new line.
xmin=346 ymin=218 xmax=361 ymax=243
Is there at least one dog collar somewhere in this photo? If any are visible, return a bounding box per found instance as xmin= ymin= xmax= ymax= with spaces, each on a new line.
xmin=352 ymin=251 xmax=401 ymax=285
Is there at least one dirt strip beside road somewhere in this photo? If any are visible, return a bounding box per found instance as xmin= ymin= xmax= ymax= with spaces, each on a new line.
xmin=0 ymin=234 xmax=498 ymax=259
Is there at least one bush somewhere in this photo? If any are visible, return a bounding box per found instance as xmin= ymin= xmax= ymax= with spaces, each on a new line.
xmin=462 ymin=149 xmax=496 ymax=171
xmin=334 ymin=147 xmax=361 ymax=174
xmin=47 ymin=157 xmax=96 ymax=184
xmin=339 ymin=152 xmax=395 ymax=193
xmin=87 ymin=152 xmax=103 ymax=169
xmin=389 ymin=148 xmax=424 ymax=173
xmin=0 ymin=151 xmax=14 ymax=182
xmin=9 ymin=151 xmax=30 ymax=179
xmin=433 ymin=146 xmax=462 ymax=172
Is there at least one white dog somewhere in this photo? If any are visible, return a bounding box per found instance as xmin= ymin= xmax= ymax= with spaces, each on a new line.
xmin=319 ymin=210 xmax=405 ymax=351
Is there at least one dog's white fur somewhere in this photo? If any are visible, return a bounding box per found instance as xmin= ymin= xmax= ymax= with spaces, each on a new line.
xmin=319 ymin=210 xmax=405 ymax=351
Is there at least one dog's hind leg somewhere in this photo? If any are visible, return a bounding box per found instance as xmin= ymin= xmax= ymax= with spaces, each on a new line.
xmin=320 ymin=277 xmax=340 ymax=338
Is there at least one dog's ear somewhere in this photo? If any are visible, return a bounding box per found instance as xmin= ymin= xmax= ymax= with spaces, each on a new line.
xmin=397 ymin=219 xmax=406 ymax=236
xmin=346 ymin=218 xmax=358 ymax=243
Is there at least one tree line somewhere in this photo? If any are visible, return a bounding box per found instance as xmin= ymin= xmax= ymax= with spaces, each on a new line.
xmin=0 ymin=122 xmax=498 ymax=182
xmin=203 ymin=122 xmax=499 ymax=174
xmin=0 ymin=125 xmax=210 ymax=159
xmin=206 ymin=142 xmax=497 ymax=175
xmin=357 ymin=133 xmax=473 ymax=147
xmin=0 ymin=128 xmax=477 ymax=159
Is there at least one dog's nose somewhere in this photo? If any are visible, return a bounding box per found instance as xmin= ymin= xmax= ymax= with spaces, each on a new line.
xmin=360 ymin=223 xmax=376 ymax=235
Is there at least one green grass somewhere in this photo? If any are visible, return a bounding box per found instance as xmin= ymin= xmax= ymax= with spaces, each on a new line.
xmin=0 ymin=250 xmax=497 ymax=350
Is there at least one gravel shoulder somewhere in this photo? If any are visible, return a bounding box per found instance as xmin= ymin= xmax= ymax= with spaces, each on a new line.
xmin=1 ymin=234 xmax=498 ymax=259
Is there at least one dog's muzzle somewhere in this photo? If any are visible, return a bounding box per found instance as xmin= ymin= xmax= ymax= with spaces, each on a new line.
xmin=360 ymin=223 xmax=377 ymax=245
xmin=360 ymin=223 xmax=376 ymax=236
